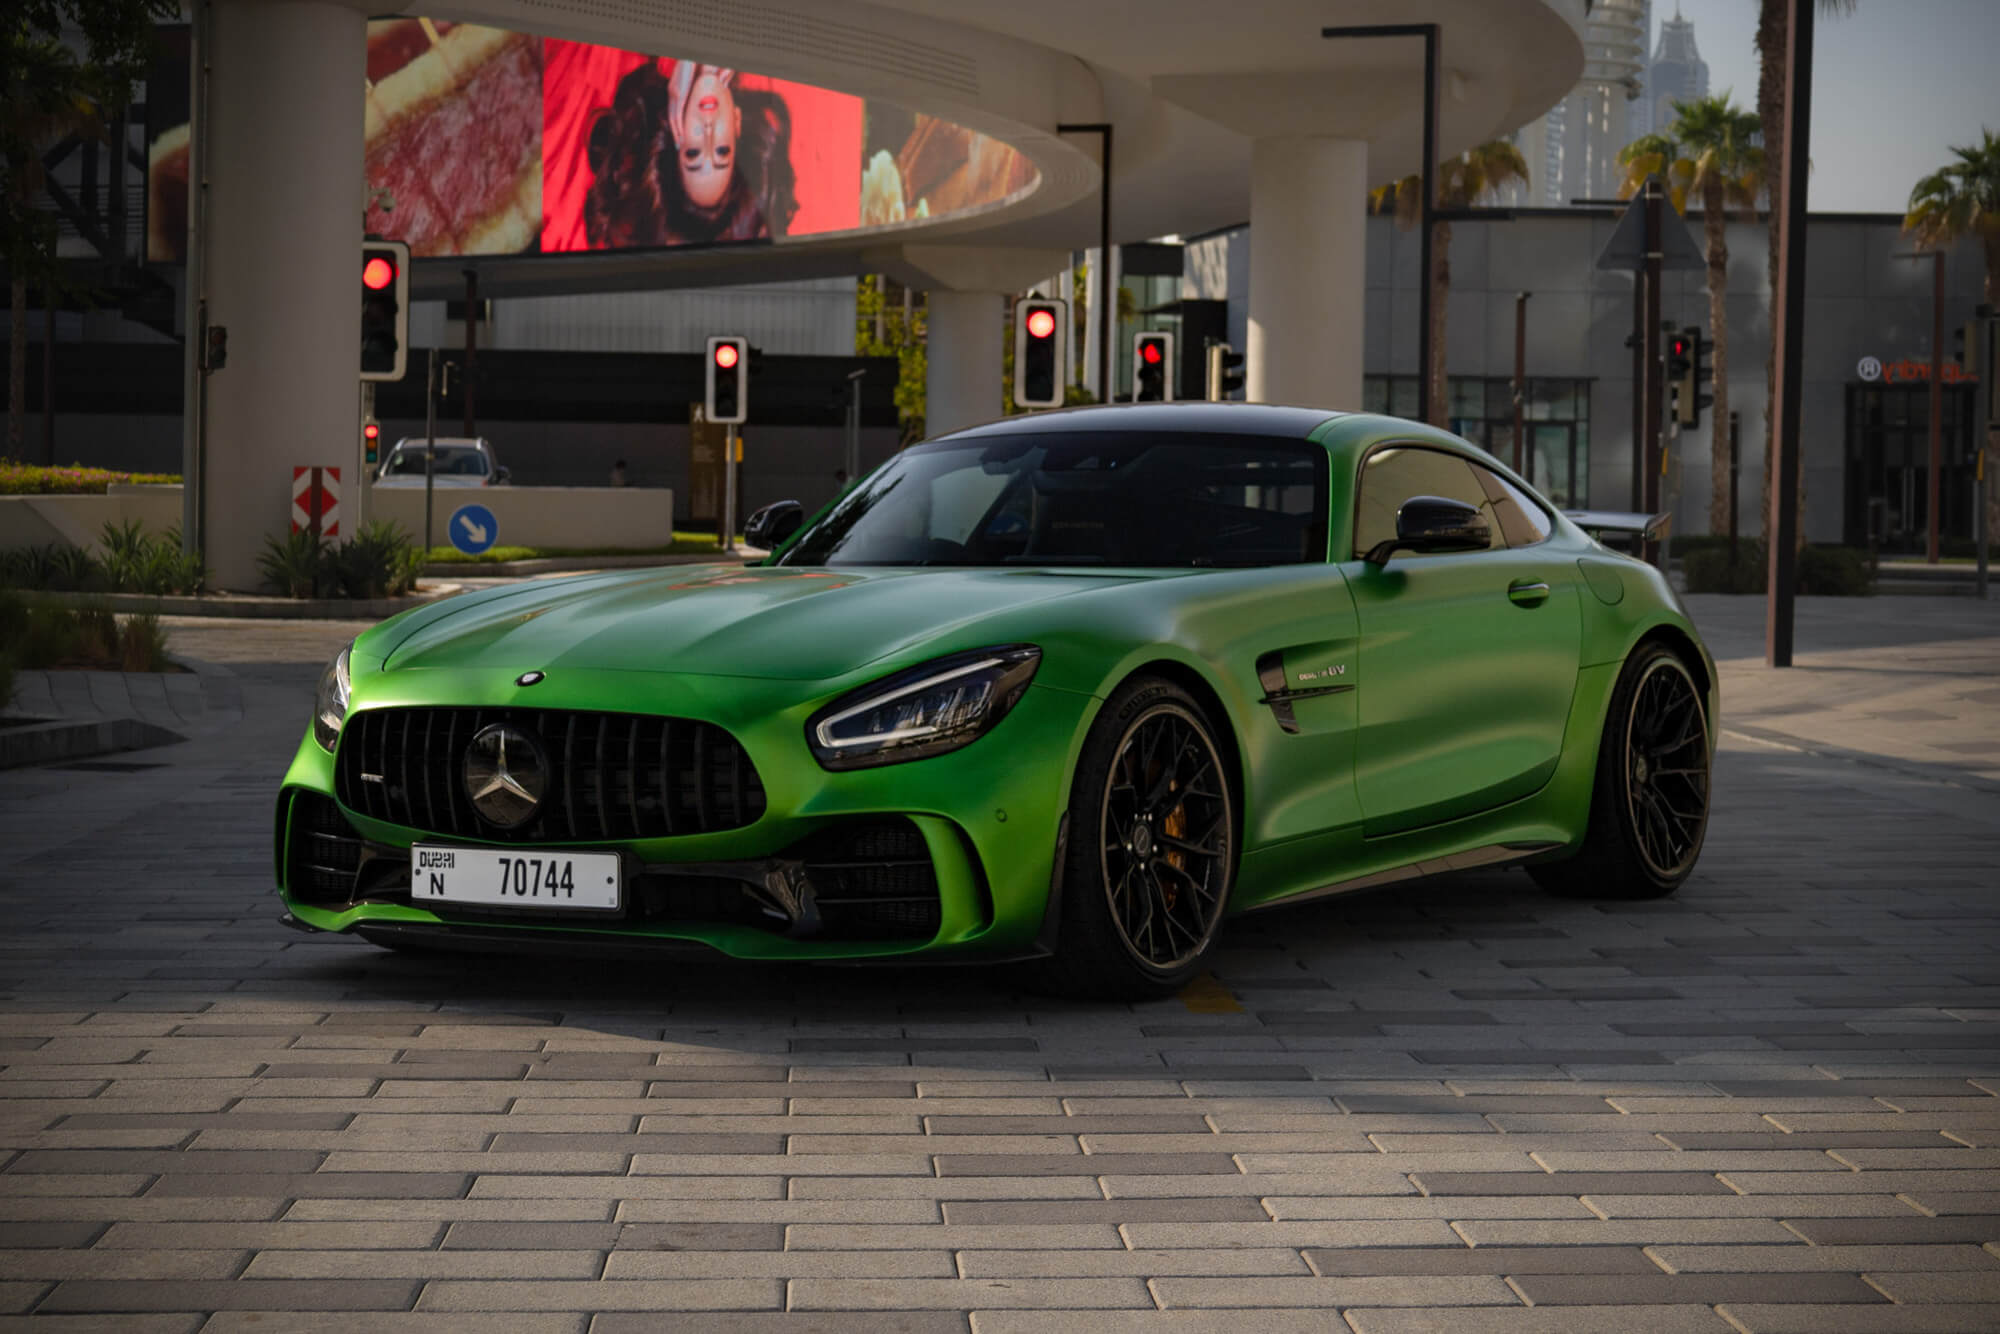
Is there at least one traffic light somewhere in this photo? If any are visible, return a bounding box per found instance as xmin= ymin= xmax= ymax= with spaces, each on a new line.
xmin=359 ymin=241 xmax=409 ymax=382
xmin=362 ymin=418 xmax=381 ymax=467
xmin=706 ymin=335 xmax=748 ymax=423
xmin=203 ymin=323 xmax=228 ymax=374
xmin=1133 ymin=331 xmax=1173 ymax=402
xmin=1013 ymin=297 xmax=1066 ymax=408
xmin=1954 ymin=321 xmax=1977 ymax=371
xmin=1688 ymin=328 xmax=1714 ymax=426
xmin=1667 ymin=327 xmax=1694 ymax=426
xmin=1205 ymin=341 xmax=1244 ymax=401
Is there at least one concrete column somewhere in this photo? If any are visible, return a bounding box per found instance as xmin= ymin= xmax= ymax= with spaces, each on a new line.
xmin=925 ymin=290 xmax=1004 ymax=438
xmin=1247 ymin=135 xmax=1368 ymax=410
xmin=203 ymin=0 xmax=365 ymax=589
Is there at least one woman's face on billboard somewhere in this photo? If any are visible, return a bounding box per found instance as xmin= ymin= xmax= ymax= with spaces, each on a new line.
xmin=676 ymin=65 xmax=740 ymax=209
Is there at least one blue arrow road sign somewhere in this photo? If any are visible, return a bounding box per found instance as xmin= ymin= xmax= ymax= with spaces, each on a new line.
xmin=449 ymin=502 xmax=498 ymax=556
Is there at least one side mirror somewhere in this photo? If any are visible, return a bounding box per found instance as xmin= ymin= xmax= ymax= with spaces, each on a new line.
xmin=1364 ymin=495 xmax=1490 ymax=565
xmin=493 ymin=467 xmax=511 ymax=485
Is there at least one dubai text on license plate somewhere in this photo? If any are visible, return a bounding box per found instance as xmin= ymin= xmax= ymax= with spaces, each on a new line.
xmin=410 ymin=845 xmax=621 ymax=912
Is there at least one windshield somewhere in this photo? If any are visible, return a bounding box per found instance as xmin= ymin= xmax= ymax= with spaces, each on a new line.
xmin=384 ymin=447 xmax=488 ymax=477
xmin=778 ymin=430 xmax=1327 ymax=568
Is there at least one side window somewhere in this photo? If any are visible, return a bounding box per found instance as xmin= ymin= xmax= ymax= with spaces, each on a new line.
xmin=1352 ymin=446 xmax=1504 ymax=558
xmin=1470 ymin=464 xmax=1554 ymax=548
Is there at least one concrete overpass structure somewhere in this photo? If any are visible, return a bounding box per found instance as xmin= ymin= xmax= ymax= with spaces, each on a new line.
xmin=191 ymin=0 xmax=1584 ymax=586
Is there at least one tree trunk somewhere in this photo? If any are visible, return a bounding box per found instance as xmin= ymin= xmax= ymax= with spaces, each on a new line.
xmin=1703 ymin=184 xmax=1733 ymax=536
xmin=1429 ymin=220 xmax=1451 ymax=428
xmin=7 ymin=275 xmax=25 ymax=461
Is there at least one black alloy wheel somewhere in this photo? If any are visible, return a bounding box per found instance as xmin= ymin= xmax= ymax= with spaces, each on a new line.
xmin=1029 ymin=676 xmax=1237 ymax=998
xmin=1532 ymin=642 xmax=1710 ymax=901
xmin=1622 ymin=653 xmax=1710 ymax=881
xmin=1098 ymin=702 xmax=1233 ymax=972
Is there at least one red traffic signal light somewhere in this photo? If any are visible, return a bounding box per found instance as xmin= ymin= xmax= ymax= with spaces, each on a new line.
xmin=360 ymin=241 xmax=409 ymax=381
xmin=714 ymin=341 xmax=741 ymax=370
xmin=1132 ymin=331 xmax=1174 ymax=401
xmin=1013 ymin=298 xmax=1067 ymax=409
xmin=362 ymin=422 xmax=379 ymax=441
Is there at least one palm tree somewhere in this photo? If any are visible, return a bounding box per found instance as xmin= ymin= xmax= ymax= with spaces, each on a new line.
xmin=1619 ymin=97 xmax=1765 ymax=535
xmin=1906 ymin=128 xmax=2000 ymax=541
xmin=1373 ymin=141 xmax=1529 ymax=428
xmin=1904 ymin=129 xmax=2000 ymax=305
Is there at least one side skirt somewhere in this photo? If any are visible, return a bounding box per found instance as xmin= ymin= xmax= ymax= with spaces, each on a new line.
xmin=1240 ymin=839 xmax=1564 ymax=913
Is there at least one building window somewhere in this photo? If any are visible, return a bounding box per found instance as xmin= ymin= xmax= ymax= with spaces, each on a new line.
xmin=1362 ymin=375 xmax=1593 ymax=508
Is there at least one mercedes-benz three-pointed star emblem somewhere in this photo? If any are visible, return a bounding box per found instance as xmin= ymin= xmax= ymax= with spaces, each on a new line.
xmin=463 ymin=723 xmax=548 ymax=829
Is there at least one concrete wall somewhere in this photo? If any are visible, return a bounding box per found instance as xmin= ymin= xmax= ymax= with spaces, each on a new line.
xmin=0 ymin=486 xmax=186 ymax=552
xmin=369 ymin=421 xmax=903 ymax=524
xmin=1 ymin=484 xmax=676 ymax=554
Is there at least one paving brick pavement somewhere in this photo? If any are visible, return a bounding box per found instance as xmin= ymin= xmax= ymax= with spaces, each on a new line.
xmin=0 ymin=595 xmax=1996 ymax=1329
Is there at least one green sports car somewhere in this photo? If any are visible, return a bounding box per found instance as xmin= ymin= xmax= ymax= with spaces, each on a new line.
xmin=277 ymin=404 xmax=1716 ymax=998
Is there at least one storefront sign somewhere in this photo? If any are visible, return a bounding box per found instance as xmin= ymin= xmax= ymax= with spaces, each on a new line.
xmin=1857 ymin=355 xmax=1979 ymax=385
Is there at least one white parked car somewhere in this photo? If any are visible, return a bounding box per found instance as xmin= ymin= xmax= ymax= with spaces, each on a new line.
xmin=375 ymin=437 xmax=508 ymax=488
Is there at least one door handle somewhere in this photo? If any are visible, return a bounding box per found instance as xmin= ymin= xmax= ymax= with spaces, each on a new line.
xmin=1507 ymin=579 xmax=1551 ymax=607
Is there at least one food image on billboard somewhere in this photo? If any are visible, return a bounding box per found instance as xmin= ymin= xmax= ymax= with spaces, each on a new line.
xmin=859 ymin=105 xmax=1039 ymax=229
xmin=361 ymin=20 xmax=543 ymax=256
xmin=144 ymin=20 xmax=1039 ymax=265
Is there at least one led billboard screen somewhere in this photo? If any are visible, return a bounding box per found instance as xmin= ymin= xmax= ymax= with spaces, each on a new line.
xmin=145 ymin=19 xmax=1038 ymax=264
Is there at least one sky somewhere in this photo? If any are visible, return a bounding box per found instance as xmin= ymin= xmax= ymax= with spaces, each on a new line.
xmin=1653 ymin=0 xmax=2000 ymax=214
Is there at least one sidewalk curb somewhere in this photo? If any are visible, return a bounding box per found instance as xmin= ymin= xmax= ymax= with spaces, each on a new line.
xmin=1722 ymin=722 xmax=2000 ymax=797
xmin=0 ymin=716 xmax=185 ymax=769
xmin=26 ymin=585 xmax=462 ymax=619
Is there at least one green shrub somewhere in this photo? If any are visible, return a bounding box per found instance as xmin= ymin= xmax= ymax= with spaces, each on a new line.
xmin=1797 ymin=544 xmax=1875 ymax=596
xmin=1681 ymin=543 xmax=1766 ymax=594
xmin=259 ymin=522 xmax=420 ymax=599
xmin=259 ymin=530 xmax=330 ymax=598
xmin=1680 ymin=540 xmax=1875 ymax=596
xmin=0 ymin=588 xmax=22 ymax=714
xmin=0 ymin=463 xmax=180 ymax=495
xmin=119 ymin=612 xmax=173 ymax=672
xmin=329 ymin=520 xmax=421 ymax=598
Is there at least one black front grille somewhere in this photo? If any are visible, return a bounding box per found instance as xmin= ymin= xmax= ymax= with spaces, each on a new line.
xmin=286 ymin=790 xmax=365 ymax=904
xmin=335 ymin=708 xmax=765 ymax=843
xmin=630 ymin=820 xmax=942 ymax=941
xmin=794 ymin=820 xmax=942 ymax=940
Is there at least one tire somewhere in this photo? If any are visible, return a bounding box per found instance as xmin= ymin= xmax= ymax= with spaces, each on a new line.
xmin=1532 ymin=641 xmax=1711 ymax=901
xmin=1028 ymin=676 xmax=1237 ymax=1000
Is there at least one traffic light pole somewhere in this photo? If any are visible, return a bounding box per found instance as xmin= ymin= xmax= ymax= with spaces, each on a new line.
xmin=722 ymin=423 xmax=738 ymax=554
xmin=424 ymin=348 xmax=437 ymax=555
xmin=357 ymin=381 xmax=375 ymax=528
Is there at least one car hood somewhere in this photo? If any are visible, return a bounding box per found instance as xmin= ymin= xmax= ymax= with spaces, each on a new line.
xmin=380 ymin=563 xmax=1172 ymax=681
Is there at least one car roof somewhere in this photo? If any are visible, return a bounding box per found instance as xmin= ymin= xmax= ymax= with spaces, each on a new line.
xmin=930 ymin=402 xmax=1347 ymax=442
xmin=390 ymin=437 xmax=488 ymax=450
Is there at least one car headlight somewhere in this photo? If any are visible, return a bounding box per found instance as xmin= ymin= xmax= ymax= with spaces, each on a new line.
xmin=312 ymin=646 xmax=352 ymax=752
xmin=808 ymin=646 xmax=1040 ymax=771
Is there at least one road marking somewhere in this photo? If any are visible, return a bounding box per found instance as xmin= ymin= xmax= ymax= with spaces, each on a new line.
xmin=1179 ymin=971 xmax=1243 ymax=1014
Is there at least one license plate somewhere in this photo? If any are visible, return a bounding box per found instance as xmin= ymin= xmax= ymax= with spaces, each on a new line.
xmin=410 ymin=845 xmax=621 ymax=912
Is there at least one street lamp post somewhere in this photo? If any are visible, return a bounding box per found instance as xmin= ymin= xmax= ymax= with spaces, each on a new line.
xmin=1320 ymin=24 xmax=1440 ymax=426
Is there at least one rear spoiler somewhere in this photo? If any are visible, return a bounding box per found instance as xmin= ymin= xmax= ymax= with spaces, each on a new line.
xmin=1563 ymin=510 xmax=1671 ymax=543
